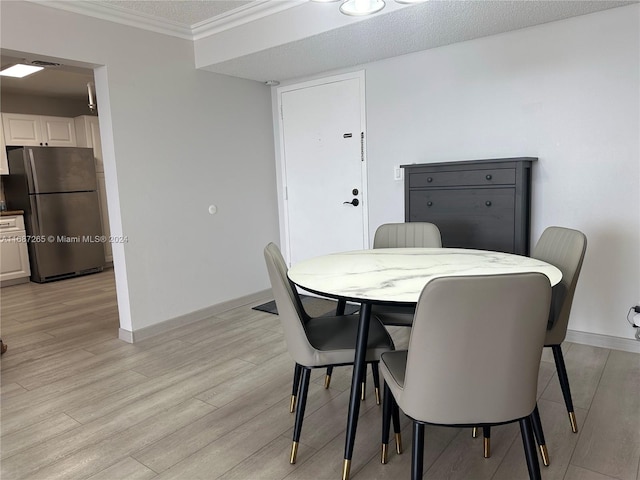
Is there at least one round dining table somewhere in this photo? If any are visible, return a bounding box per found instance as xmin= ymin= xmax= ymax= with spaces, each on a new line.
xmin=287 ymin=247 xmax=562 ymax=480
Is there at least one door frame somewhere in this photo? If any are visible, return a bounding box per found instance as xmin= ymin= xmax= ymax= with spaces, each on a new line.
xmin=274 ymin=70 xmax=370 ymax=266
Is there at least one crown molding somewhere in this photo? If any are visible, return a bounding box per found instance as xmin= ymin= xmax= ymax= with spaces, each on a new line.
xmin=192 ymin=1 xmax=304 ymax=40
xmin=26 ymin=0 xmax=193 ymax=39
xmin=25 ymin=0 xmax=304 ymax=42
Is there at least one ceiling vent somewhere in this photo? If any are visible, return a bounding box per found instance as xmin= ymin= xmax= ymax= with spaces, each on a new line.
xmin=29 ymin=60 xmax=62 ymax=68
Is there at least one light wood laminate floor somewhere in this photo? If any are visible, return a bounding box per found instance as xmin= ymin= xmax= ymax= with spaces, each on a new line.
xmin=1 ymin=269 xmax=639 ymax=480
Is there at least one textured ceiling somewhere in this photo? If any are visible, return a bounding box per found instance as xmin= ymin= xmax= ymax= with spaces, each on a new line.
xmin=1 ymin=0 xmax=637 ymax=98
xmin=199 ymin=0 xmax=637 ymax=81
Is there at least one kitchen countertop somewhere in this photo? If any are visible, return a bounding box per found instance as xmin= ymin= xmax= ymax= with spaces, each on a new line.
xmin=1 ymin=210 xmax=24 ymax=216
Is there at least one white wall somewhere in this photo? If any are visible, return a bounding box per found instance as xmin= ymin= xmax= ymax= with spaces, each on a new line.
xmin=1 ymin=1 xmax=279 ymax=333
xmin=364 ymin=5 xmax=639 ymax=339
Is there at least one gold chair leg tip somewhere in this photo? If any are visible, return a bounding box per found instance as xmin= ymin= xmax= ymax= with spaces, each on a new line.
xmin=289 ymin=395 xmax=296 ymax=413
xmin=569 ymin=411 xmax=578 ymax=433
xmin=483 ymin=438 xmax=491 ymax=458
xmin=472 ymin=427 xmax=478 ymax=438
xmin=395 ymin=433 xmax=403 ymax=455
xmin=342 ymin=459 xmax=351 ymax=480
xmin=375 ymin=387 xmax=381 ymax=405
xmin=290 ymin=441 xmax=298 ymax=464
xmin=381 ymin=443 xmax=388 ymax=464
xmin=324 ymin=375 xmax=331 ymax=389
xmin=540 ymin=444 xmax=550 ymax=466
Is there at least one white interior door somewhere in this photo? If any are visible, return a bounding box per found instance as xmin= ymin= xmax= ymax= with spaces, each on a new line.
xmin=280 ymin=74 xmax=368 ymax=266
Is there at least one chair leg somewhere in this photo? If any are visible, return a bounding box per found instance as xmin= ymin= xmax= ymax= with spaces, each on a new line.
xmin=551 ymin=344 xmax=578 ymax=433
xmin=411 ymin=422 xmax=425 ymax=480
xmin=290 ymin=363 xmax=302 ymax=413
xmin=392 ymin=396 xmax=403 ymax=454
xmin=290 ymin=367 xmax=311 ymax=464
xmin=519 ymin=415 xmax=542 ymax=480
xmin=472 ymin=426 xmax=478 ymax=438
xmin=371 ymin=363 xmax=381 ymax=405
xmin=324 ymin=366 xmax=334 ymax=389
xmin=381 ymin=382 xmax=392 ymax=464
xmin=361 ymin=373 xmax=367 ymax=401
xmin=531 ymin=404 xmax=550 ymax=466
xmin=483 ymin=426 xmax=491 ymax=458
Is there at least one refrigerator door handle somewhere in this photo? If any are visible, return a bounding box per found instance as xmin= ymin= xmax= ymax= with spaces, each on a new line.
xmin=28 ymin=148 xmax=40 ymax=193
xmin=31 ymin=196 xmax=44 ymax=235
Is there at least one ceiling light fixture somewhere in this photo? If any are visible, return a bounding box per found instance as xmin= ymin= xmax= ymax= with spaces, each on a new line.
xmin=311 ymin=0 xmax=428 ymax=16
xmin=340 ymin=0 xmax=385 ymax=16
xmin=0 ymin=64 xmax=44 ymax=78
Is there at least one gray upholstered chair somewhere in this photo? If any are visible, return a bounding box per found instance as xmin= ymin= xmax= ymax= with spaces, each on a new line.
xmin=472 ymin=227 xmax=587 ymax=465
xmin=264 ymin=242 xmax=395 ymax=464
xmin=370 ymin=222 xmax=442 ymax=327
xmin=380 ymin=273 xmax=552 ymax=480
xmin=372 ymin=222 xmax=443 ymax=249
xmin=533 ymin=226 xmax=587 ymax=433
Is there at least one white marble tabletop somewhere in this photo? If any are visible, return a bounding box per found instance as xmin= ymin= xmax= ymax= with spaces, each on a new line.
xmin=288 ymin=247 xmax=562 ymax=304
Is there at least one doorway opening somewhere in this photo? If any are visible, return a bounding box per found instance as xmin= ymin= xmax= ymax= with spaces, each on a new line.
xmin=1 ymin=48 xmax=123 ymax=343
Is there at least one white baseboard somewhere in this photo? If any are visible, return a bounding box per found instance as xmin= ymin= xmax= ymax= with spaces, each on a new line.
xmin=566 ymin=329 xmax=640 ymax=354
xmin=118 ymin=328 xmax=134 ymax=343
xmin=118 ymin=289 xmax=272 ymax=343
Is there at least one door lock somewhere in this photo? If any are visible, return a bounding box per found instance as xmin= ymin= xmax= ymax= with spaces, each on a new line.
xmin=343 ymin=199 xmax=359 ymax=207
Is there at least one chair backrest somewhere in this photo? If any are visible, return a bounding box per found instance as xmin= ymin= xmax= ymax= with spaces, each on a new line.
xmin=263 ymin=243 xmax=317 ymax=366
xmin=373 ymin=222 xmax=442 ymax=249
xmin=531 ymin=227 xmax=587 ymax=345
xmin=401 ymin=273 xmax=551 ymax=425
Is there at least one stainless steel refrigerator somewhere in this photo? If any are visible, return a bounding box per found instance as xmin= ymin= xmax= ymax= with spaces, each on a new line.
xmin=5 ymin=147 xmax=105 ymax=283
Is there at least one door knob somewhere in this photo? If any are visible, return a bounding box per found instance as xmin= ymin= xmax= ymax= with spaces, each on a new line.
xmin=343 ymin=199 xmax=360 ymax=206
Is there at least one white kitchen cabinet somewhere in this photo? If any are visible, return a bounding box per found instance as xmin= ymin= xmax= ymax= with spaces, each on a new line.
xmin=0 ymin=122 xmax=8 ymax=175
xmin=2 ymin=113 xmax=41 ymax=145
xmin=96 ymin=172 xmax=112 ymax=263
xmin=74 ymin=115 xmax=103 ymax=171
xmin=2 ymin=113 xmax=77 ymax=147
xmin=0 ymin=214 xmax=31 ymax=286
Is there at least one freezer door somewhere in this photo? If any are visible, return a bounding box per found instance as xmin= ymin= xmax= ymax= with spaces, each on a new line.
xmin=25 ymin=147 xmax=97 ymax=194
xmin=28 ymin=191 xmax=105 ymax=281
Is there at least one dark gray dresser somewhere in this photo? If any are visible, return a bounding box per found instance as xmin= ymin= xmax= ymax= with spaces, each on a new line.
xmin=402 ymin=157 xmax=536 ymax=255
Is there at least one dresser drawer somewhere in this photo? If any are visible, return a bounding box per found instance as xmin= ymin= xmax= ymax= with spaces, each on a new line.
xmin=408 ymin=188 xmax=516 ymax=252
xmin=409 ymin=168 xmax=516 ymax=188
xmin=409 ymin=188 xmax=515 ymax=215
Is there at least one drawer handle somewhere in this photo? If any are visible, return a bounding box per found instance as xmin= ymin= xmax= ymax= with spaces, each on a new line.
xmin=485 ymin=201 xmax=492 ymax=207
xmin=427 ymin=201 xmax=433 ymax=207
xmin=427 ymin=177 xmax=433 ymax=183
xmin=0 ymin=222 xmax=11 ymax=227
xmin=485 ymin=174 xmax=492 ymax=180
